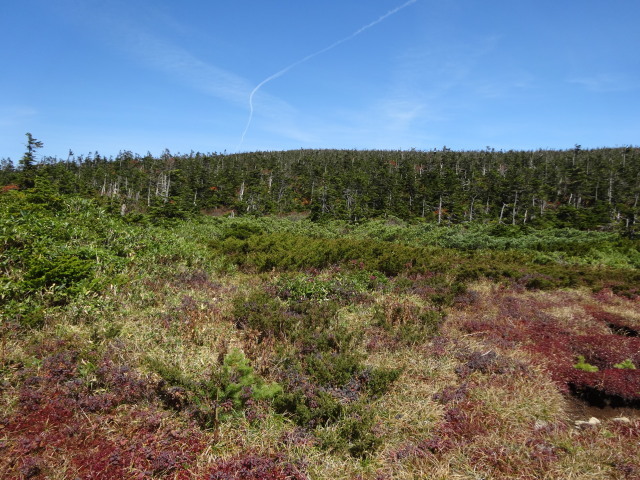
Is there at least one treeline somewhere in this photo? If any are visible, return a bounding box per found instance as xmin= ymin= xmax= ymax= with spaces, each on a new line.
xmin=1 ymin=143 xmax=639 ymax=231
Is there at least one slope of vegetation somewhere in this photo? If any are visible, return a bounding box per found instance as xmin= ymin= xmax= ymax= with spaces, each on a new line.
xmin=1 ymin=145 xmax=639 ymax=479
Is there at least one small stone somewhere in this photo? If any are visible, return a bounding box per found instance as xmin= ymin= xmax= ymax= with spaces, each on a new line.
xmin=612 ymin=417 xmax=631 ymax=423
xmin=534 ymin=420 xmax=548 ymax=430
xmin=575 ymin=417 xmax=601 ymax=428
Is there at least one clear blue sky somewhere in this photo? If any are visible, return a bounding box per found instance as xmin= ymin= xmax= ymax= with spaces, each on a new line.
xmin=1 ymin=0 xmax=639 ymax=161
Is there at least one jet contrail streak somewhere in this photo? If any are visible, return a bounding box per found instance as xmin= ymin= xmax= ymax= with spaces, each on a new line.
xmin=237 ymin=0 xmax=418 ymax=151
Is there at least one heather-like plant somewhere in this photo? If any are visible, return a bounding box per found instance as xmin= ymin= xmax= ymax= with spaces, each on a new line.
xmin=206 ymin=453 xmax=307 ymax=480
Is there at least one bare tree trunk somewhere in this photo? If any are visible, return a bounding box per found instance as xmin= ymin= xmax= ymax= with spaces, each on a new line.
xmin=499 ymin=203 xmax=507 ymax=224
xmin=238 ymin=181 xmax=245 ymax=202
xmin=469 ymin=195 xmax=477 ymax=222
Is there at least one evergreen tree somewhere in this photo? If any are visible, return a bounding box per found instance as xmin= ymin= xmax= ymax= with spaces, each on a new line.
xmin=19 ymin=132 xmax=43 ymax=188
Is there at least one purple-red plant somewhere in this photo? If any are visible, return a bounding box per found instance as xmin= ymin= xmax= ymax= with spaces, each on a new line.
xmin=0 ymin=347 xmax=207 ymax=479
xmin=460 ymin=292 xmax=640 ymax=406
xmin=206 ymin=453 xmax=308 ymax=480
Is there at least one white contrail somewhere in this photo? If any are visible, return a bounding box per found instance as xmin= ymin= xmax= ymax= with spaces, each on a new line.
xmin=237 ymin=0 xmax=418 ymax=151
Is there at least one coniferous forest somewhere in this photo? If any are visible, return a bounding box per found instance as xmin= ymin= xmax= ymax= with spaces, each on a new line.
xmin=1 ymin=139 xmax=640 ymax=479
xmin=2 ymin=145 xmax=639 ymax=231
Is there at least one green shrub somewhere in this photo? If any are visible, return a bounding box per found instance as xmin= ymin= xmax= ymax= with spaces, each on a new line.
xmin=231 ymin=291 xmax=292 ymax=338
xmin=214 ymin=348 xmax=282 ymax=409
xmin=273 ymin=389 xmax=343 ymax=428
xmin=363 ymin=367 xmax=402 ymax=397
xmin=23 ymin=254 xmax=94 ymax=292
xmin=574 ymin=355 xmax=599 ymax=372
xmin=220 ymin=223 xmax=263 ymax=240
xmin=613 ymin=359 xmax=636 ymax=370
xmin=149 ymin=349 xmax=281 ymax=427
xmin=318 ymin=406 xmax=381 ymax=458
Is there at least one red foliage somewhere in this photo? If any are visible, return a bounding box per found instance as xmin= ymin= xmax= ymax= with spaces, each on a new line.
xmin=1 ymin=184 xmax=19 ymax=193
xmin=1 ymin=348 xmax=207 ymax=479
xmin=461 ymin=292 xmax=640 ymax=406
xmin=584 ymin=305 xmax=639 ymax=336
xmin=206 ymin=453 xmax=308 ymax=480
xmin=422 ymin=400 xmax=503 ymax=454
xmin=569 ymin=335 xmax=640 ymax=369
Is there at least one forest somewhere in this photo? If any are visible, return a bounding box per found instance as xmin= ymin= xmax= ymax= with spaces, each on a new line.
xmin=1 ymin=139 xmax=639 ymax=479
xmin=1 ymin=142 xmax=639 ymax=231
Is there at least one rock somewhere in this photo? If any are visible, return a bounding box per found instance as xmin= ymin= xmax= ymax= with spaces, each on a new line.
xmin=534 ymin=420 xmax=548 ymax=431
xmin=575 ymin=417 xmax=601 ymax=428
xmin=612 ymin=417 xmax=631 ymax=423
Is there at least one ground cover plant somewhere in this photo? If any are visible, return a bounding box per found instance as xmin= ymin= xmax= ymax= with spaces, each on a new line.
xmin=1 ymin=176 xmax=639 ymax=479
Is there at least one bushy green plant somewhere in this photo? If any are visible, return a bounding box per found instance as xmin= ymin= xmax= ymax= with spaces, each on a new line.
xmin=23 ymin=254 xmax=94 ymax=291
xmin=318 ymin=406 xmax=381 ymax=458
xmin=214 ymin=348 xmax=282 ymax=409
xmin=574 ymin=355 xmax=599 ymax=372
xmin=613 ymin=358 xmax=636 ymax=370
xmin=231 ymin=291 xmax=292 ymax=338
xmin=149 ymin=349 xmax=281 ymax=427
xmin=304 ymin=350 xmax=363 ymax=387
xmin=273 ymin=388 xmax=343 ymax=428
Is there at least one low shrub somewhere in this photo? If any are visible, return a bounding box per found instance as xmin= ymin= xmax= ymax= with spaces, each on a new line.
xmin=318 ymin=407 xmax=382 ymax=458
xmin=206 ymin=453 xmax=307 ymax=480
xmin=150 ymin=349 xmax=280 ymax=428
xmin=231 ymin=291 xmax=291 ymax=338
xmin=574 ymin=355 xmax=599 ymax=372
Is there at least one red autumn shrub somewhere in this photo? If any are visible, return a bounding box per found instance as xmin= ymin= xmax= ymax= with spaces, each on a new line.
xmin=569 ymin=335 xmax=640 ymax=369
xmin=1 ymin=348 xmax=207 ymax=479
xmin=206 ymin=453 xmax=308 ymax=480
xmin=1 ymin=184 xmax=19 ymax=193
xmin=459 ymin=292 xmax=640 ymax=405
xmin=584 ymin=305 xmax=639 ymax=336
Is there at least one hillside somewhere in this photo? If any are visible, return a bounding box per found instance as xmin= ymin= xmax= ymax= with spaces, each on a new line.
xmin=1 ymin=149 xmax=639 ymax=479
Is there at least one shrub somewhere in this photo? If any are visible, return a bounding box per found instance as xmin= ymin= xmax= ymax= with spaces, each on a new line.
xmin=614 ymin=359 xmax=636 ymax=370
xmin=215 ymin=348 xmax=282 ymax=410
xmin=23 ymin=254 xmax=94 ymax=292
xmin=319 ymin=407 xmax=382 ymax=458
xmin=206 ymin=453 xmax=307 ymax=480
xmin=273 ymin=387 xmax=343 ymax=428
xmin=574 ymin=355 xmax=599 ymax=372
xmin=231 ymin=291 xmax=291 ymax=338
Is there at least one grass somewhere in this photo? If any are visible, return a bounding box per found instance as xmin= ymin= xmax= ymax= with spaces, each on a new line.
xmin=1 ymin=187 xmax=639 ymax=479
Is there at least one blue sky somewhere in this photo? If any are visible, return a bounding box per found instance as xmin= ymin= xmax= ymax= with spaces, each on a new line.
xmin=1 ymin=0 xmax=639 ymax=161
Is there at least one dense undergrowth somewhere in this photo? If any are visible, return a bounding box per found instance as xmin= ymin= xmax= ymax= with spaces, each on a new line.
xmin=1 ymin=182 xmax=639 ymax=479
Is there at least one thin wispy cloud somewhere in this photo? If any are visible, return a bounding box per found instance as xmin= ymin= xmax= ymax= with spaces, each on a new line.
xmin=4 ymin=0 xmax=635 ymax=160
xmin=76 ymin=3 xmax=306 ymax=146
xmin=119 ymin=30 xmax=251 ymax=106
xmin=567 ymin=73 xmax=636 ymax=93
xmin=237 ymin=0 xmax=420 ymax=150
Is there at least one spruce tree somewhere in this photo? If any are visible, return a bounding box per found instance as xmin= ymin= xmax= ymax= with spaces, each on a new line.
xmin=19 ymin=132 xmax=43 ymax=188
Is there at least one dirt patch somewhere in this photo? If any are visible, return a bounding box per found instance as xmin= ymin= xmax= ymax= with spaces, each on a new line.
xmin=565 ymin=396 xmax=640 ymax=422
